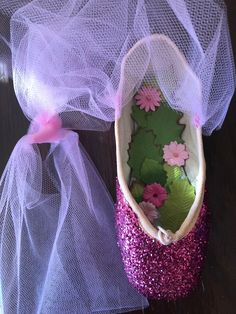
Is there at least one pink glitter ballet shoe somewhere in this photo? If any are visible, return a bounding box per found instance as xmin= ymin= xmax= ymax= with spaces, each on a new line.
xmin=115 ymin=35 xmax=209 ymax=300
xmin=115 ymin=183 xmax=209 ymax=300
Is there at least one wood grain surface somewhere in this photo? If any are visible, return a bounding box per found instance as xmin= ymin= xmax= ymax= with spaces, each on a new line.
xmin=0 ymin=1 xmax=235 ymax=313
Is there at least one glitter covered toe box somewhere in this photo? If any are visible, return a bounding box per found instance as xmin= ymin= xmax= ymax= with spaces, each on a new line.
xmin=116 ymin=181 xmax=209 ymax=300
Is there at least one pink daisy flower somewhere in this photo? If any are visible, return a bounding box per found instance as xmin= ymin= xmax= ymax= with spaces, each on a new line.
xmin=135 ymin=87 xmax=161 ymax=112
xmin=163 ymin=141 xmax=189 ymax=166
xmin=143 ymin=183 xmax=168 ymax=207
xmin=139 ymin=201 xmax=160 ymax=223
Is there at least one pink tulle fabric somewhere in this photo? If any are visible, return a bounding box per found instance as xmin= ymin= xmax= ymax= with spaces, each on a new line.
xmin=0 ymin=0 xmax=235 ymax=313
xmin=27 ymin=113 xmax=66 ymax=144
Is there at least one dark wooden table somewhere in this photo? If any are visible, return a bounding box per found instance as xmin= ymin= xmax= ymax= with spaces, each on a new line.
xmin=0 ymin=1 xmax=235 ymax=313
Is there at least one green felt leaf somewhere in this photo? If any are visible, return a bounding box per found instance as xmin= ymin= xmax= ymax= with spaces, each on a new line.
xmin=158 ymin=179 xmax=195 ymax=232
xmin=142 ymin=79 xmax=158 ymax=87
xmin=131 ymin=104 xmax=151 ymax=128
xmin=146 ymin=103 xmax=185 ymax=146
xmin=128 ymin=129 xmax=162 ymax=179
xmin=131 ymin=105 xmax=147 ymax=128
xmin=164 ymin=164 xmax=182 ymax=186
xmin=140 ymin=158 xmax=167 ymax=185
xmin=130 ymin=181 xmax=144 ymax=203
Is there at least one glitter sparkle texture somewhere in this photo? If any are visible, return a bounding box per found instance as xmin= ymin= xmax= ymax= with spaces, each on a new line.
xmin=116 ymin=181 xmax=210 ymax=300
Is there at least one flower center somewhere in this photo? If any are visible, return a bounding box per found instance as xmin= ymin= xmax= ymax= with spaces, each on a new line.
xmin=173 ymin=152 xmax=179 ymax=158
xmin=153 ymin=193 xmax=158 ymax=198
xmin=146 ymin=95 xmax=152 ymax=101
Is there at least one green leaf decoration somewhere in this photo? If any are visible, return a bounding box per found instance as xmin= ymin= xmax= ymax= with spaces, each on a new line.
xmin=128 ymin=129 xmax=162 ymax=179
xmin=140 ymin=158 xmax=167 ymax=185
xmin=131 ymin=105 xmax=150 ymax=128
xmin=142 ymin=79 xmax=158 ymax=87
xmin=164 ymin=164 xmax=182 ymax=186
xmin=130 ymin=181 xmax=144 ymax=203
xmin=158 ymin=179 xmax=195 ymax=232
xmin=146 ymin=103 xmax=185 ymax=146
